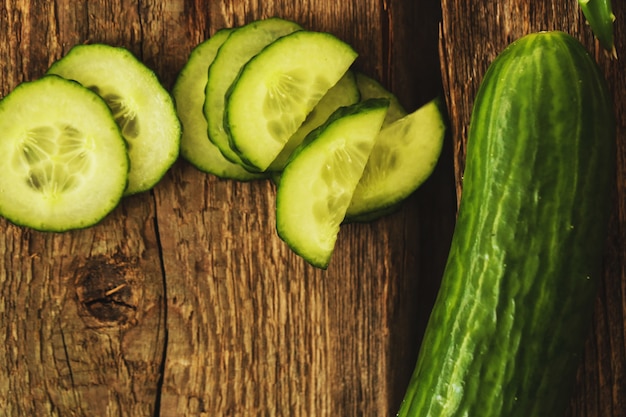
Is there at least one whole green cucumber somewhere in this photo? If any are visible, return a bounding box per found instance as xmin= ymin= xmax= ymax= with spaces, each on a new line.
xmin=398 ymin=31 xmax=615 ymax=417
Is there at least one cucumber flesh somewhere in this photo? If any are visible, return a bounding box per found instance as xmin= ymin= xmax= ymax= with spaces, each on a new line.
xmin=276 ymin=98 xmax=389 ymax=269
xmin=225 ymin=30 xmax=358 ymax=172
xmin=47 ymin=43 xmax=181 ymax=195
xmin=343 ymin=202 xmax=402 ymax=224
xmin=204 ymin=17 xmax=302 ymax=168
xmin=268 ymin=70 xmax=361 ymax=171
xmin=355 ymin=72 xmax=407 ymax=126
xmin=0 ymin=75 xmax=128 ymax=232
xmin=346 ymin=97 xmax=446 ymax=218
xmin=173 ymin=28 xmax=265 ymax=181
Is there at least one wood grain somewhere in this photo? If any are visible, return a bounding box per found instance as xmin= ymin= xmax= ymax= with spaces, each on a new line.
xmin=438 ymin=1 xmax=626 ymax=416
xmin=0 ymin=2 xmax=166 ymax=417
xmin=153 ymin=2 xmax=452 ymax=415
xmin=0 ymin=0 xmax=453 ymax=416
xmin=0 ymin=0 xmax=623 ymax=416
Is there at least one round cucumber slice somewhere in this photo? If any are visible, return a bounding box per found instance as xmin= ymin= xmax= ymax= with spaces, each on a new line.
xmin=225 ymin=30 xmax=358 ymax=172
xmin=204 ymin=17 xmax=302 ymax=168
xmin=268 ymin=70 xmax=361 ymax=172
xmin=346 ymin=97 xmax=446 ymax=218
xmin=276 ymin=99 xmax=389 ymax=269
xmin=173 ymin=28 xmax=265 ymax=181
xmin=0 ymin=75 xmax=129 ymax=232
xmin=47 ymin=43 xmax=181 ymax=195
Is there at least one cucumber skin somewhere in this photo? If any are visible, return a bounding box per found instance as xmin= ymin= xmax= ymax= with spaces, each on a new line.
xmin=398 ymin=32 xmax=615 ymax=417
xmin=578 ymin=0 xmax=616 ymax=57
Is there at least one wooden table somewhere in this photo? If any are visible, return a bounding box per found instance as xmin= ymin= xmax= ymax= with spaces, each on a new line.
xmin=0 ymin=0 xmax=623 ymax=416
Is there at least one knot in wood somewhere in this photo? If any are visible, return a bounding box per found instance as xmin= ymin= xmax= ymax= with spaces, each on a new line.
xmin=75 ymin=255 xmax=138 ymax=326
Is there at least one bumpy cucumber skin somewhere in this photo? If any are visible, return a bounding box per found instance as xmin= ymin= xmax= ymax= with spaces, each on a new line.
xmin=398 ymin=32 xmax=615 ymax=417
xmin=578 ymin=0 xmax=617 ymax=57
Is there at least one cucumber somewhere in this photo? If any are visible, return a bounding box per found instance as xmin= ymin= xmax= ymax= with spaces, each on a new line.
xmin=173 ymin=28 xmax=265 ymax=181
xmin=578 ymin=0 xmax=617 ymax=58
xmin=268 ymin=70 xmax=361 ymax=172
xmin=354 ymin=72 xmax=407 ymax=126
xmin=342 ymin=202 xmax=402 ymax=224
xmin=346 ymin=97 xmax=446 ymax=220
xmin=397 ymin=32 xmax=615 ymax=417
xmin=0 ymin=75 xmax=129 ymax=232
xmin=225 ymin=30 xmax=358 ymax=172
xmin=204 ymin=17 xmax=302 ymax=168
xmin=276 ymin=98 xmax=389 ymax=269
xmin=47 ymin=43 xmax=181 ymax=195
xmin=270 ymin=77 xmax=437 ymax=225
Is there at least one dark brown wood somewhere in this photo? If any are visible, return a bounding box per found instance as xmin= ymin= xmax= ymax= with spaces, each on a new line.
xmin=439 ymin=1 xmax=626 ymax=416
xmin=0 ymin=3 xmax=166 ymax=417
xmin=152 ymin=2 xmax=452 ymax=415
xmin=0 ymin=0 xmax=452 ymax=416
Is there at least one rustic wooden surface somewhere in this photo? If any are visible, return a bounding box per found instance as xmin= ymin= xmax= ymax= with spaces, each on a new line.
xmin=439 ymin=1 xmax=626 ymax=416
xmin=0 ymin=1 xmax=453 ymax=416
xmin=0 ymin=1 xmax=622 ymax=417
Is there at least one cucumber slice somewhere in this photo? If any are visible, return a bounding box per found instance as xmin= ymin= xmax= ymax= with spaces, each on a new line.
xmin=173 ymin=28 xmax=265 ymax=181
xmin=0 ymin=75 xmax=129 ymax=232
xmin=225 ymin=30 xmax=358 ymax=172
xmin=346 ymin=97 xmax=446 ymax=218
xmin=204 ymin=17 xmax=302 ymax=168
xmin=47 ymin=43 xmax=181 ymax=195
xmin=268 ymin=70 xmax=360 ymax=172
xmin=276 ymin=98 xmax=389 ymax=269
xmin=343 ymin=202 xmax=402 ymax=224
xmin=355 ymin=72 xmax=407 ymax=126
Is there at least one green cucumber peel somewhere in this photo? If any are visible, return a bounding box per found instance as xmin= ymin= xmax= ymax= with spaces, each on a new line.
xmin=397 ymin=31 xmax=615 ymax=417
xmin=578 ymin=0 xmax=617 ymax=58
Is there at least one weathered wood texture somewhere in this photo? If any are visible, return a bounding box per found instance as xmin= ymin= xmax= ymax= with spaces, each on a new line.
xmin=154 ymin=1 xmax=452 ymax=416
xmin=1 ymin=6 xmax=168 ymax=417
xmin=0 ymin=0 xmax=454 ymax=416
xmin=439 ymin=1 xmax=626 ymax=417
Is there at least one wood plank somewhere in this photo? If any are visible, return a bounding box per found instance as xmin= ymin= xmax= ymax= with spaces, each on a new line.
xmin=154 ymin=1 xmax=452 ymax=415
xmin=0 ymin=2 xmax=165 ymax=416
xmin=0 ymin=0 xmax=453 ymax=416
xmin=439 ymin=1 xmax=626 ymax=416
